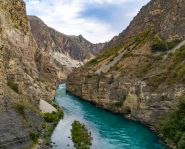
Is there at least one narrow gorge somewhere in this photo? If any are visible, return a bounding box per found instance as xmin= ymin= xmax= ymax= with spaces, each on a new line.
xmin=0 ymin=0 xmax=185 ymax=149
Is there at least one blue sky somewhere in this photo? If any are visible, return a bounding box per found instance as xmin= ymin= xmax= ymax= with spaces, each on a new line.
xmin=24 ymin=0 xmax=150 ymax=43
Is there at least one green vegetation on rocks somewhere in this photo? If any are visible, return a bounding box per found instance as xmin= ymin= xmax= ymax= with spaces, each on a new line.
xmin=151 ymin=38 xmax=180 ymax=52
xmin=159 ymin=96 xmax=185 ymax=149
xmin=29 ymin=132 xmax=39 ymax=143
xmin=44 ymin=110 xmax=63 ymax=123
xmin=71 ymin=120 xmax=92 ymax=149
xmin=13 ymin=102 xmax=25 ymax=116
xmin=7 ymin=79 xmax=19 ymax=93
xmin=151 ymin=40 xmax=168 ymax=52
xmin=114 ymin=101 xmax=123 ymax=107
xmin=167 ymin=39 xmax=181 ymax=49
xmin=43 ymin=108 xmax=64 ymax=146
xmin=88 ymin=58 xmax=98 ymax=65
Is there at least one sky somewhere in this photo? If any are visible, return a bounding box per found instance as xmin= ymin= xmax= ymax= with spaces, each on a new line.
xmin=24 ymin=0 xmax=150 ymax=43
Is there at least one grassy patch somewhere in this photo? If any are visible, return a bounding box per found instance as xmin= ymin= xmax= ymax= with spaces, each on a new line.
xmin=167 ymin=39 xmax=181 ymax=49
xmin=71 ymin=120 xmax=92 ymax=149
xmin=14 ymin=102 xmax=25 ymax=116
xmin=165 ymin=46 xmax=185 ymax=83
xmin=147 ymin=46 xmax=185 ymax=87
xmin=159 ymin=96 xmax=185 ymax=149
xmin=7 ymin=79 xmax=19 ymax=93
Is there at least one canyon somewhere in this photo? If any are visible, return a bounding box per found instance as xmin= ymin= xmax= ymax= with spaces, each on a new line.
xmin=0 ymin=0 xmax=185 ymax=148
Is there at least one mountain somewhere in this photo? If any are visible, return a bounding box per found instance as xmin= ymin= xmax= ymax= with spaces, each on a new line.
xmin=67 ymin=0 xmax=185 ymax=148
xmin=28 ymin=16 xmax=105 ymax=79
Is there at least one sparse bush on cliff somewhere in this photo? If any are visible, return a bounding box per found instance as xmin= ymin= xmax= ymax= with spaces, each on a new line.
xmin=151 ymin=40 xmax=168 ymax=52
xmin=14 ymin=103 xmax=25 ymax=115
xmin=30 ymin=132 xmax=39 ymax=143
xmin=114 ymin=101 xmax=123 ymax=107
xmin=7 ymin=79 xmax=19 ymax=93
xmin=167 ymin=39 xmax=181 ymax=49
xmin=151 ymin=38 xmax=180 ymax=52
xmin=159 ymin=96 xmax=185 ymax=148
xmin=71 ymin=120 xmax=92 ymax=149
xmin=89 ymin=58 xmax=98 ymax=65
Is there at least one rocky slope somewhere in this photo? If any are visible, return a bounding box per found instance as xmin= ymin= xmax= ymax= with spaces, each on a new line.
xmin=105 ymin=0 xmax=185 ymax=49
xmin=28 ymin=16 xmax=105 ymax=80
xmin=0 ymin=0 xmax=58 ymax=148
xmin=67 ymin=0 xmax=185 ymax=148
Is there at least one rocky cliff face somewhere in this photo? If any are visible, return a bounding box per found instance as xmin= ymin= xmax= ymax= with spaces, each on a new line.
xmin=28 ymin=16 xmax=105 ymax=80
xmin=0 ymin=0 xmax=56 ymax=148
xmin=67 ymin=0 xmax=185 ymax=147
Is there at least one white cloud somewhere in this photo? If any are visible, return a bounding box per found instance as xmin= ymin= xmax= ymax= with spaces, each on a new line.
xmin=88 ymin=0 xmax=137 ymax=4
xmin=25 ymin=0 xmax=150 ymax=43
xmin=27 ymin=0 xmax=40 ymax=4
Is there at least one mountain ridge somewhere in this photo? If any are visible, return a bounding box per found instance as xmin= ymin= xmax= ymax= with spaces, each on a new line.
xmin=28 ymin=15 xmax=105 ymax=80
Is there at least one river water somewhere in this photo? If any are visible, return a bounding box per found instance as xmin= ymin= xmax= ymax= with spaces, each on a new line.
xmin=51 ymin=84 xmax=168 ymax=149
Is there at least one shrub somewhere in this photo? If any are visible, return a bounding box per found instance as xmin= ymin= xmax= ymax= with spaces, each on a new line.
xmin=71 ymin=120 xmax=92 ymax=149
xmin=89 ymin=59 xmax=98 ymax=65
xmin=159 ymin=96 xmax=185 ymax=148
xmin=44 ymin=110 xmax=64 ymax=123
xmin=151 ymin=40 xmax=168 ymax=52
xmin=7 ymin=79 xmax=19 ymax=93
xmin=167 ymin=39 xmax=181 ymax=49
xmin=178 ymin=133 xmax=185 ymax=149
xmin=30 ymin=132 xmax=39 ymax=143
xmin=114 ymin=101 xmax=123 ymax=107
xmin=14 ymin=103 xmax=25 ymax=116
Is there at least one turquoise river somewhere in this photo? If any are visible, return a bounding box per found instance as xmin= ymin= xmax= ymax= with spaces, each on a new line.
xmin=51 ymin=84 xmax=168 ymax=149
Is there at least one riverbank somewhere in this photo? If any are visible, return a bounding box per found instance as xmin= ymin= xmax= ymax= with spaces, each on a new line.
xmin=31 ymin=99 xmax=64 ymax=149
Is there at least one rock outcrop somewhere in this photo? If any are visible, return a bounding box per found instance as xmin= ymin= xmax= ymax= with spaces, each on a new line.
xmin=67 ymin=0 xmax=185 ymax=147
xmin=28 ymin=16 xmax=105 ymax=80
